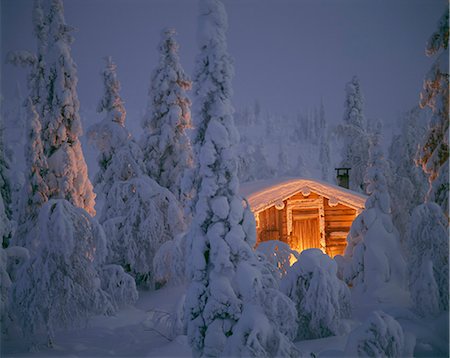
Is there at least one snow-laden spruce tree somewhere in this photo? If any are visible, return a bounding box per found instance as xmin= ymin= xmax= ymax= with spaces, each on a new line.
xmin=282 ymin=249 xmax=351 ymax=340
xmin=277 ymin=143 xmax=292 ymax=178
xmin=3 ymin=84 xmax=27 ymax=223
xmin=9 ymin=84 xmax=27 ymax=148
xmin=417 ymin=11 xmax=449 ymax=216
xmin=318 ymin=100 xmax=331 ymax=182
xmin=236 ymin=135 xmax=257 ymax=183
xmin=407 ymin=202 xmax=448 ymax=316
xmin=298 ymin=112 xmax=310 ymax=142
xmin=0 ymin=196 xmax=11 ymax=251
xmin=1 ymin=246 xmax=30 ymax=335
xmin=13 ymin=98 xmax=49 ymax=250
xmin=338 ymin=76 xmax=370 ymax=192
xmin=0 ymin=249 xmax=11 ymax=334
xmin=4 ymin=246 xmax=30 ymax=286
xmin=102 ymin=176 xmax=185 ymax=288
xmin=141 ymin=28 xmax=193 ymax=204
xmin=99 ymin=263 xmax=139 ymax=311
xmin=7 ymin=0 xmax=48 ymax=112
xmin=87 ymin=56 xmax=141 ymax=203
xmin=256 ymin=240 xmax=298 ymax=281
xmin=388 ymin=107 xmax=428 ymax=242
xmin=88 ymin=57 xmax=185 ymax=288
xmin=344 ymin=311 xmax=412 ymax=357
xmin=252 ymin=142 xmax=275 ymax=180
xmin=97 ymin=56 xmax=126 ymax=127
xmin=184 ymin=1 xmax=299 ymax=356
xmin=0 ymin=247 xmax=11 ymax=332
xmin=153 ymin=233 xmax=187 ymax=287
xmin=337 ymin=133 xmax=407 ymax=302
xmin=30 ymin=0 xmax=48 ymax=109
xmin=11 ymin=199 xmax=113 ymax=346
xmin=233 ymin=105 xmax=278 ymax=183
xmin=0 ymin=247 xmax=29 ymax=336
xmin=41 ymin=0 xmax=95 ymax=216
xmin=4 ymin=1 xmax=48 ymax=231
xmin=0 ymin=118 xmax=13 ymax=248
xmin=389 ymin=107 xmax=428 ymax=193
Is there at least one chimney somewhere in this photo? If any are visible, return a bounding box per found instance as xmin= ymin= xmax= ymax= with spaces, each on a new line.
xmin=335 ymin=168 xmax=350 ymax=189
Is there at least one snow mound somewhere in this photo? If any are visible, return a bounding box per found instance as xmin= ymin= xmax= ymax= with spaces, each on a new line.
xmin=256 ymin=240 xmax=298 ymax=280
xmin=10 ymin=200 xmax=113 ymax=345
xmin=103 ymin=176 xmax=185 ymax=288
xmin=344 ymin=310 xmax=414 ymax=357
xmin=282 ymin=249 xmax=351 ymax=340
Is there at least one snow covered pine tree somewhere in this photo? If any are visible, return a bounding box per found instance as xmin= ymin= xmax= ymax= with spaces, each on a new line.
xmin=408 ymin=202 xmax=448 ymax=316
xmin=338 ymin=76 xmax=370 ymax=193
xmin=337 ymin=131 xmax=407 ymax=303
xmin=407 ymin=11 xmax=449 ymax=317
xmin=282 ymin=249 xmax=351 ymax=340
xmin=87 ymin=56 xmax=138 ymax=201
xmin=40 ymin=0 xmax=95 ymax=215
xmin=13 ymin=98 xmax=49 ymax=250
xmin=3 ymin=83 xmax=27 ymax=223
xmin=318 ymin=100 xmax=331 ymax=182
xmin=141 ymin=28 xmax=193 ymax=206
xmin=0 ymin=117 xmax=13 ymax=248
xmin=89 ymin=56 xmax=185 ymax=288
xmin=417 ymin=11 xmax=449 ymax=216
xmin=387 ymin=107 xmax=428 ymax=242
xmin=11 ymin=199 xmax=114 ymax=346
xmin=345 ymin=311 xmax=412 ymax=357
xmin=184 ymin=1 xmax=299 ymax=356
xmin=5 ymin=0 xmax=49 ymax=245
xmin=10 ymin=1 xmax=137 ymax=346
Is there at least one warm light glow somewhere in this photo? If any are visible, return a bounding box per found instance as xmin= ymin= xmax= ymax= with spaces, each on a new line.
xmin=288 ymin=243 xmax=329 ymax=265
xmin=289 ymin=253 xmax=298 ymax=266
xmin=289 ymin=247 xmax=301 ymax=265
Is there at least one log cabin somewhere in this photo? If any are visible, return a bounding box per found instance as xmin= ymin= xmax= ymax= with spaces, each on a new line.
xmin=241 ymin=178 xmax=367 ymax=258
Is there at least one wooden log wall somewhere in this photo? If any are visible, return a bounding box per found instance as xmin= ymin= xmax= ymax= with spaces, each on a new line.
xmin=257 ymin=206 xmax=284 ymax=243
xmin=324 ymin=203 xmax=356 ymax=257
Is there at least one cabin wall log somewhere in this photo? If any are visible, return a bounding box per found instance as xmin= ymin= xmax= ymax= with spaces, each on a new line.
xmin=257 ymin=206 xmax=283 ymax=243
xmin=324 ymin=203 xmax=356 ymax=257
xmin=281 ymin=203 xmax=288 ymax=241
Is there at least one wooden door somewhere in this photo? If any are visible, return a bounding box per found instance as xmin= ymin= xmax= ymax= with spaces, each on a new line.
xmin=290 ymin=209 xmax=320 ymax=252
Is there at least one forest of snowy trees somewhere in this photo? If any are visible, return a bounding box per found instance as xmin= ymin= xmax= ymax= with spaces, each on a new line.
xmin=0 ymin=0 xmax=448 ymax=357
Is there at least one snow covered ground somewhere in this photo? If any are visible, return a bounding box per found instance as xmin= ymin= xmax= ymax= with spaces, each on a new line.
xmin=2 ymin=283 xmax=448 ymax=357
xmin=2 ymin=285 xmax=191 ymax=357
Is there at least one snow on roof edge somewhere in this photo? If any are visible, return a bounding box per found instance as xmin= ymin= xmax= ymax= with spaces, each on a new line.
xmin=240 ymin=177 xmax=367 ymax=213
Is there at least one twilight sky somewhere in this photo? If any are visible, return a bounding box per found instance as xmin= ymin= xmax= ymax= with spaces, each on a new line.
xmin=1 ymin=0 xmax=447 ymax=133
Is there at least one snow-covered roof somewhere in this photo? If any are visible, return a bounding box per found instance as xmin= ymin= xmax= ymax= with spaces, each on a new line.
xmin=240 ymin=178 xmax=367 ymax=213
